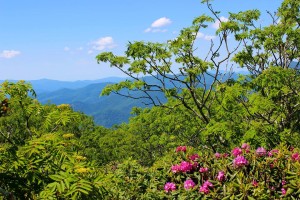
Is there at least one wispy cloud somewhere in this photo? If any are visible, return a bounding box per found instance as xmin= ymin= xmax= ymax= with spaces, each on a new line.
xmin=196 ymin=32 xmax=205 ymax=38
xmin=151 ymin=17 xmax=172 ymax=28
xmin=196 ymin=32 xmax=216 ymax=41
xmin=64 ymin=47 xmax=70 ymax=51
xmin=0 ymin=50 xmax=21 ymax=59
xmin=212 ymin=16 xmax=229 ymax=29
xmin=91 ymin=36 xmax=117 ymax=51
xmin=145 ymin=17 xmax=172 ymax=33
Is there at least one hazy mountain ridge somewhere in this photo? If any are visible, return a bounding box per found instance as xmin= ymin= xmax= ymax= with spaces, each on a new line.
xmin=0 ymin=77 xmax=126 ymax=94
xmin=1 ymin=70 xmax=260 ymax=127
xmin=0 ymin=73 xmax=238 ymax=127
xmin=37 ymin=82 xmax=150 ymax=127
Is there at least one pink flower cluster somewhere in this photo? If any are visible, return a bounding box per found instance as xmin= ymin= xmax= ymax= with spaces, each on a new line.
xmin=165 ymin=145 xmax=296 ymax=196
xmin=171 ymin=161 xmax=193 ymax=173
xmin=199 ymin=180 xmax=213 ymax=194
xmin=241 ymin=143 xmax=250 ymax=150
xmin=215 ymin=152 xmax=221 ymax=159
xmin=256 ymin=147 xmax=267 ymax=156
xmin=232 ymin=147 xmax=242 ymax=157
xmin=233 ymin=155 xmax=249 ymax=168
xmin=184 ymin=179 xmax=196 ymax=190
xmin=199 ymin=167 xmax=208 ymax=173
xmin=252 ymin=180 xmax=258 ymax=187
xmin=215 ymin=152 xmax=229 ymax=159
xmin=164 ymin=182 xmax=176 ymax=193
xmin=268 ymin=149 xmax=279 ymax=157
xmin=176 ymin=146 xmax=187 ymax=153
xmin=292 ymin=152 xmax=300 ymax=161
xmin=189 ymin=153 xmax=200 ymax=161
xmin=217 ymin=171 xmax=226 ymax=181
xmin=241 ymin=143 xmax=250 ymax=153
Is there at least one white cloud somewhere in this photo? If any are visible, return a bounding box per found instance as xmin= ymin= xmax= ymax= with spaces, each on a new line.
xmin=92 ymin=36 xmax=116 ymax=51
xmin=196 ymin=32 xmax=205 ymax=38
xmin=64 ymin=47 xmax=70 ymax=51
xmin=196 ymin=32 xmax=216 ymax=41
xmin=151 ymin=17 xmax=172 ymax=28
xmin=212 ymin=16 xmax=229 ymax=29
xmin=88 ymin=50 xmax=93 ymax=54
xmin=0 ymin=50 xmax=21 ymax=59
xmin=204 ymin=35 xmax=216 ymax=40
xmin=144 ymin=28 xmax=152 ymax=33
xmin=77 ymin=47 xmax=83 ymax=51
xmin=145 ymin=17 xmax=172 ymax=33
xmin=144 ymin=28 xmax=168 ymax=33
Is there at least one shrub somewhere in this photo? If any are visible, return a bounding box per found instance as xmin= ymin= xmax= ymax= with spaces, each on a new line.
xmin=162 ymin=144 xmax=300 ymax=199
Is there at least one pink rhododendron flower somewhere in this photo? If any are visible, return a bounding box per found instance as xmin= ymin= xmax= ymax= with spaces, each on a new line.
xmin=199 ymin=185 xmax=209 ymax=194
xmin=180 ymin=161 xmax=193 ymax=172
xmin=256 ymin=147 xmax=267 ymax=156
xmin=233 ymin=156 xmax=249 ymax=167
xmin=217 ymin=171 xmax=225 ymax=181
xmin=291 ymin=152 xmax=300 ymax=161
xmin=282 ymin=180 xmax=286 ymax=186
xmin=281 ymin=188 xmax=287 ymax=195
xmin=223 ymin=153 xmax=229 ymax=158
xmin=241 ymin=143 xmax=250 ymax=150
xmin=199 ymin=181 xmax=213 ymax=194
xmin=164 ymin=182 xmax=176 ymax=193
xmin=268 ymin=149 xmax=279 ymax=157
xmin=176 ymin=146 xmax=187 ymax=153
xmin=232 ymin=147 xmax=243 ymax=157
xmin=252 ymin=180 xmax=258 ymax=187
xmin=199 ymin=167 xmax=208 ymax=173
xmin=184 ymin=179 xmax=196 ymax=190
xmin=203 ymin=180 xmax=213 ymax=188
xmin=171 ymin=164 xmax=181 ymax=173
xmin=192 ymin=161 xmax=199 ymax=169
xmin=189 ymin=153 xmax=200 ymax=161
xmin=215 ymin=152 xmax=221 ymax=159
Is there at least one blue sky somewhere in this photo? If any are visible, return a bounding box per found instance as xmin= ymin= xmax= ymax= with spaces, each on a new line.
xmin=0 ymin=0 xmax=282 ymax=80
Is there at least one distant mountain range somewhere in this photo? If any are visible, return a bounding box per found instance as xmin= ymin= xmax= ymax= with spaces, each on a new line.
xmin=1 ymin=77 xmax=145 ymax=127
xmin=0 ymin=77 xmax=126 ymax=94
xmin=0 ymin=72 xmax=237 ymax=127
xmin=2 ymin=64 xmax=298 ymax=127
xmin=37 ymin=82 xmax=150 ymax=127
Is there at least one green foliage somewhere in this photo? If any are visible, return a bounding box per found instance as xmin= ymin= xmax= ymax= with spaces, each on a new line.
xmin=209 ymin=67 xmax=300 ymax=148
xmin=95 ymin=0 xmax=300 ymax=149
xmin=159 ymin=144 xmax=300 ymax=199
xmin=0 ymin=133 xmax=106 ymax=199
xmin=0 ymin=81 xmax=41 ymax=144
xmin=1 ymin=0 xmax=300 ymax=199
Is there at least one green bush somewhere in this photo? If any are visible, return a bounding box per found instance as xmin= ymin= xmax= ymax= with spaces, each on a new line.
xmin=161 ymin=144 xmax=300 ymax=199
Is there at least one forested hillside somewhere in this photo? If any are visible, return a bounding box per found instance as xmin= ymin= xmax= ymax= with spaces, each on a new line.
xmin=1 ymin=0 xmax=300 ymax=199
xmin=37 ymin=82 xmax=147 ymax=127
xmin=36 ymin=74 xmax=222 ymax=127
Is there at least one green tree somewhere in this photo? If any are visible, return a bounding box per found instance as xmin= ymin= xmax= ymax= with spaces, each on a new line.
xmin=0 ymin=81 xmax=41 ymax=145
xmin=96 ymin=0 xmax=300 ymax=148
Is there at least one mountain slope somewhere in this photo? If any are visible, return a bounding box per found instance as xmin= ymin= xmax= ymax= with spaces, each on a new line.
xmin=37 ymin=82 xmax=150 ymax=127
xmin=36 ymin=73 xmax=237 ymax=127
